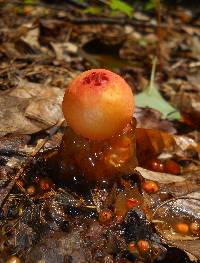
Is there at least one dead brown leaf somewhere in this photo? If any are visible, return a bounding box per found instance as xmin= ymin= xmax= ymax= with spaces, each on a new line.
xmin=136 ymin=167 xmax=185 ymax=183
xmin=0 ymin=80 xmax=65 ymax=135
xmin=0 ymin=94 xmax=43 ymax=136
xmin=135 ymin=107 xmax=176 ymax=134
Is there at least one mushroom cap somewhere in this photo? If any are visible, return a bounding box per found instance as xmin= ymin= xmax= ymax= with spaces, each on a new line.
xmin=62 ymin=69 xmax=134 ymax=140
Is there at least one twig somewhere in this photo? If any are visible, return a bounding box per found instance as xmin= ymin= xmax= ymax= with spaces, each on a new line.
xmin=0 ymin=118 xmax=65 ymax=208
xmin=0 ymin=149 xmax=31 ymax=157
xmin=1 ymin=0 xmax=87 ymax=10
xmin=63 ymin=0 xmax=88 ymax=8
xmin=65 ymin=16 xmax=167 ymax=29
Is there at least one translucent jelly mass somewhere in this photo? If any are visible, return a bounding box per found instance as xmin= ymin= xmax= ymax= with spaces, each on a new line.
xmin=58 ymin=119 xmax=137 ymax=182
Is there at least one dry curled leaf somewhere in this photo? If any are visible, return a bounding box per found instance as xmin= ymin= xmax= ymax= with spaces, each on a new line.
xmin=0 ymin=94 xmax=43 ymax=136
xmin=0 ymin=81 xmax=65 ymax=135
xmin=25 ymin=98 xmax=63 ymax=126
xmin=171 ymin=84 xmax=200 ymax=128
xmin=136 ymin=167 xmax=185 ymax=184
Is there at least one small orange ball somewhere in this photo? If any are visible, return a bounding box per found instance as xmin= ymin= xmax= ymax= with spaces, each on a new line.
xmin=175 ymin=223 xmax=189 ymax=234
xmin=146 ymin=159 xmax=164 ymax=173
xmin=164 ymin=160 xmax=181 ymax=175
xmin=142 ymin=180 xmax=159 ymax=194
xmin=137 ymin=240 xmax=150 ymax=253
xmin=99 ymin=209 xmax=113 ymax=224
xmin=126 ymin=198 xmax=140 ymax=210
xmin=40 ymin=178 xmax=52 ymax=191
xmin=128 ymin=241 xmax=138 ymax=254
xmin=62 ymin=69 xmax=134 ymax=140
xmin=190 ymin=222 xmax=200 ymax=235
xmin=27 ymin=185 xmax=36 ymax=195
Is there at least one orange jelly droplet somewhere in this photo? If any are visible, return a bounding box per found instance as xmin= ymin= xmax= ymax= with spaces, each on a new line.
xmin=99 ymin=209 xmax=113 ymax=224
xmin=145 ymin=159 xmax=164 ymax=173
xmin=128 ymin=241 xmax=138 ymax=254
xmin=126 ymin=198 xmax=141 ymax=210
xmin=128 ymin=242 xmax=137 ymax=253
xmin=142 ymin=180 xmax=159 ymax=194
xmin=175 ymin=223 xmax=189 ymax=234
xmin=27 ymin=185 xmax=36 ymax=195
xmin=40 ymin=178 xmax=52 ymax=191
xmin=164 ymin=160 xmax=181 ymax=175
xmin=137 ymin=240 xmax=150 ymax=253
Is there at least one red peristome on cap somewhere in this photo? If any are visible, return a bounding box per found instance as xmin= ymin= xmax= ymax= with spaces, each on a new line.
xmin=62 ymin=69 xmax=134 ymax=140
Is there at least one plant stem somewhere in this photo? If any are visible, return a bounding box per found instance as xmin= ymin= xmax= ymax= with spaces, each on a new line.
xmin=156 ymin=0 xmax=163 ymax=72
xmin=147 ymin=57 xmax=157 ymax=95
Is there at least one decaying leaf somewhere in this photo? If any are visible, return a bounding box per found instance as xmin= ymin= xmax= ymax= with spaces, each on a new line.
xmin=25 ymin=98 xmax=63 ymax=126
xmin=169 ymin=240 xmax=200 ymax=260
xmin=0 ymin=81 xmax=65 ymax=135
xmin=134 ymin=107 xmax=176 ymax=134
xmin=136 ymin=167 xmax=185 ymax=183
xmin=172 ymin=91 xmax=200 ymax=128
xmin=174 ymin=135 xmax=198 ymax=151
xmin=51 ymin=42 xmax=78 ymax=61
xmin=26 ymin=231 xmax=88 ymax=263
xmin=0 ymin=94 xmax=43 ymax=136
xmin=15 ymin=27 xmax=41 ymax=55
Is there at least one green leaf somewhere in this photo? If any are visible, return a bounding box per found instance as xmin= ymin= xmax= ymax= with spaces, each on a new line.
xmin=144 ymin=0 xmax=157 ymax=11
xmin=108 ymin=0 xmax=133 ymax=17
xmin=84 ymin=6 xmax=103 ymax=15
xmin=24 ymin=0 xmax=35 ymax=4
xmin=135 ymin=58 xmax=181 ymax=120
xmin=144 ymin=0 xmax=163 ymax=11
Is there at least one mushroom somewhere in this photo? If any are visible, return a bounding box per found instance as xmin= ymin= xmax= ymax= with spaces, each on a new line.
xmin=59 ymin=69 xmax=137 ymax=182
